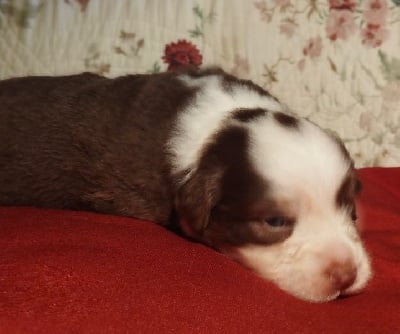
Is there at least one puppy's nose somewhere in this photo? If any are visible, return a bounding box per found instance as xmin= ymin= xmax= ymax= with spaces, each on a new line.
xmin=321 ymin=241 xmax=357 ymax=291
xmin=325 ymin=260 xmax=357 ymax=291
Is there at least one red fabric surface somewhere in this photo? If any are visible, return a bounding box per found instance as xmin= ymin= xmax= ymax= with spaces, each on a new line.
xmin=0 ymin=167 xmax=399 ymax=333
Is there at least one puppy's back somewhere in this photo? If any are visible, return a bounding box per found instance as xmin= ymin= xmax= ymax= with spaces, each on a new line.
xmin=0 ymin=72 xmax=193 ymax=223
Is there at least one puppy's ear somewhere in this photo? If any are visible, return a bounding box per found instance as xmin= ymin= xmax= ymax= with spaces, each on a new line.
xmin=175 ymin=167 xmax=222 ymax=240
xmin=354 ymin=178 xmax=362 ymax=195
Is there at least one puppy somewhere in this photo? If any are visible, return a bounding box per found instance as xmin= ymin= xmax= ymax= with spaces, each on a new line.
xmin=0 ymin=67 xmax=371 ymax=302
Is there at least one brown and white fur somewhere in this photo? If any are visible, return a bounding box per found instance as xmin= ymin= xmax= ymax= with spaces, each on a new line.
xmin=0 ymin=67 xmax=371 ymax=302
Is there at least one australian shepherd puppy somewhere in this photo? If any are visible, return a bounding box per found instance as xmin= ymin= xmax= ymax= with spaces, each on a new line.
xmin=0 ymin=67 xmax=371 ymax=302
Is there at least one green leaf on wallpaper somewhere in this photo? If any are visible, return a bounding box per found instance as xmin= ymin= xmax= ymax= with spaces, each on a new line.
xmin=15 ymin=9 xmax=30 ymax=28
xmin=207 ymin=12 xmax=216 ymax=23
xmin=147 ymin=62 xmax=161 ymax=74
xmin=328 ymin=57 xmax=337 ymax=73
xmin=0 ymin=2 xmax=43 ymax=29
xmin=0 ymin=2 xmax=14 ymax=15
xmin=391 ymin=0 xmax=400 ymax=6
xmin=378 ymin=51 xmax=400 ymax=81
xmin=188 ymin=25 xmax=203 ymax=38
xmin=193 ymin=5 xmax=204 ymax=19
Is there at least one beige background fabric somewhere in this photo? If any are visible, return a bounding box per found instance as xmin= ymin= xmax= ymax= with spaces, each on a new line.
xmin=1 ymin=0 xmax=399 ymax=167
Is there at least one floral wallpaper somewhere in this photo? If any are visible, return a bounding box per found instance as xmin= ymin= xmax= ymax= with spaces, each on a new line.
xmin=0 ymin=0 xmax=399 ymax=167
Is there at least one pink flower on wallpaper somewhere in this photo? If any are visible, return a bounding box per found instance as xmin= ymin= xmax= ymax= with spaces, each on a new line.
xmin=274 ymin=0 xmax=290 ymax=5
xmin=360 ymin=0 xmax=389 ymax=48
xmin=326 ymin=9 xmax=357 ymax=41
xmin=329 ymin=0 xmax=357 ymax=11
xmin=363 ymin=0 xmax=388 ymax=25
xmin=274 ymin=0 xmax=291 ymax=11
xmin=280 ymin=18 xmax=297 ymax=38
xmin=303 ymin=37 xmax=323 ymax=59
xmin=361 ymin=23 xmax=389 ymax=48
xmin=254 ymin=1 xmax=273 ymax=22
xmin=64 ymin=0 xmax=90 ymax=12
xmin=162 ymin=40 xmax=202 ymax=71
xmin=297 ymin=59 xmax=306 ymax=71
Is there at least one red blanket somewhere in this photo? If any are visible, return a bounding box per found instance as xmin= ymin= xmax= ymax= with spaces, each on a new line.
xmin=1 ymin=168 xmax=399 ymax=333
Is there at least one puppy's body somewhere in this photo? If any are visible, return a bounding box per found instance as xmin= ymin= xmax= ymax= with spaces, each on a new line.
xmin=0 ymin=68 xmax=371 ymax=302
xmin=0 ymin=71 xmax=188 ymax=223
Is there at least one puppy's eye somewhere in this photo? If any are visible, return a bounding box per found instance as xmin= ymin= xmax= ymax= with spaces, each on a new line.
xmin=265 ymin=217 xmax=288 ymax=227
xmin=351 ymin=208 xmax=357 ymax=222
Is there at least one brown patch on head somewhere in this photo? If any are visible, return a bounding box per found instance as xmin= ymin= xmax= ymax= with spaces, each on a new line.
xmin=336 ymin=169 xmax=361 ymax=221
xmin=232 ymin=108 xmax=268 ymax=123
xmin=274 ymin=112 xmax=299 ymax=129
xmin=176 ymin=125 xmax=294 ymax=248
xmin=175 ymin=164 xmax=223 ymax=239
xmin=326 ymin=130 xmax=361 ymax=219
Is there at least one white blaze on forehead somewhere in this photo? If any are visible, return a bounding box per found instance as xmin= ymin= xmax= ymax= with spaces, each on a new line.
xmin=247 ymin=117 xmax=351 ymax=206
xmin=168 ymin=74 xmax=283 ymax=174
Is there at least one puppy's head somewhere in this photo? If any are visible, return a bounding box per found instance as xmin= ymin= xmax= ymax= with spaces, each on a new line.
xmin=173 ymin=108 xmax=371 ymax=302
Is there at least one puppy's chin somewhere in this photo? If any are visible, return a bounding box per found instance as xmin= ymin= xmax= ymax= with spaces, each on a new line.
xmin=220 ymin=240 xmax=372 ymax=303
